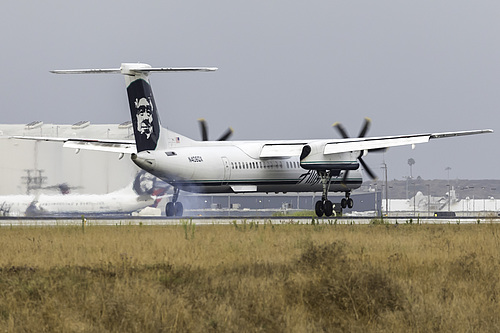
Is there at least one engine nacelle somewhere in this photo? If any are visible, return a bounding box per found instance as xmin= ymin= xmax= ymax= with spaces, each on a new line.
xmin=299 ymin=142 xmax=360 ymax=171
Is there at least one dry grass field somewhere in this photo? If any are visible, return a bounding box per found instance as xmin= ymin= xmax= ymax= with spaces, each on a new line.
xmin=0 ymin=221 xmax=499 ymax=332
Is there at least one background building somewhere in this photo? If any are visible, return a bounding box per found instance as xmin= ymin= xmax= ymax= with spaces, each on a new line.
xmin=0 ymin=122 xmax=137 ymax=195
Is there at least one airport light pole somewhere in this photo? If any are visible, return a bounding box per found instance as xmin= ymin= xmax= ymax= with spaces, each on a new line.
xmin=468 ymin=186 xmax=475 ymax=216
xmin=482 ymin=187 xmax=486 ymax=213
xmin=426 ymin=183 xmax=430 ymax=217
xmin=408 ymin=158 xmax=415 ymax=179
xmin=381 ymin=162 xmax=389 ymax=216
xmin=446 ymin=184 xmax=451 ymax=212
xmin=412 ymin=182 xmax=416 ymax=216
xmin=445 ymin=167 xmax=451 ymax=212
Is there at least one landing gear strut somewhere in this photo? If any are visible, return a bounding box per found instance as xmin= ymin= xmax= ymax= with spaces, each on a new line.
xmin=314 ymin=170 xmax=354 ymax=217
xmin=166 ymin=187 xmax=183 ymax=217
xmin=315 ymin=170 xmax=335 ymax=217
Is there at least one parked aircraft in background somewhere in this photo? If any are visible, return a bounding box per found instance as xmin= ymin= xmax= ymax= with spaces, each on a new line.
xmin=0 ymin=171 xmax=168 ymax=217
xmin=15 ymin=63 xmax=493 ymax=217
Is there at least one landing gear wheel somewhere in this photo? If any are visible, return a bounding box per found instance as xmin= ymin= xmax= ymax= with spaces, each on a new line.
xmin=174 ymin=202 xmax=183 ymax=217
xmin=347 ymin=198 xmax=354 ymax=209
xmin=315 ymin=201 xmax=324 ymax=217
xmin=324 ymin=200 xmax=333 ymax=217
xmin=165 ymin=187 xmax=184 ymax=217
xmin=166 ymin=202 xmax=175 ymax=217
xmin=341 ymin=198 xmax=347 ymax=209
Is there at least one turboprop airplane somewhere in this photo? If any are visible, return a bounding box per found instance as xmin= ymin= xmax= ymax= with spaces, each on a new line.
xmin=0 ymin=170 xmax=168 ymax=217
xmin=15 ymin=63 xmax=492 ymax=217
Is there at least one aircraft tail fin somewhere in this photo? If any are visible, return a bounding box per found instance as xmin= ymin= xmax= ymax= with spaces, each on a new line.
xmin=51 ymin=63 xmax=217 ymax=152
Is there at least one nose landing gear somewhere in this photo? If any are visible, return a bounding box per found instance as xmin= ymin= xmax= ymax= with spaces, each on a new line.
xmin=166 ymin=187 xmax=183 ymax=217
xmin=341 ymin=192 xmax=354 ymax=209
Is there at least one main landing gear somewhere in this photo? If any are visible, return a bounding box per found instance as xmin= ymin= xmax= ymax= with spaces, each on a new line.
xmin=166 ymin=187 xmax=184 ymax=217
xmin=314 ymin=170 xmax=354 ymax=217
xmin=341 ymin=194 xmax=354 ymax=209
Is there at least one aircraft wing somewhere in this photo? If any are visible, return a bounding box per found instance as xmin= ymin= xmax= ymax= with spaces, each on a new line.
xmin=260 ymin=129 xmax=493 ymax=158
xmin=11 ymin=136 xmax=136 ymax=154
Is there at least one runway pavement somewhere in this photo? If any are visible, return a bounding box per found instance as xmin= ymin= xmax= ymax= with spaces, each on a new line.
xmin=0 ymin=215 xmax=498 ymax=227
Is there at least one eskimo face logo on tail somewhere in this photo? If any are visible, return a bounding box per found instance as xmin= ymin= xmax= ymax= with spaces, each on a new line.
xmin=135 ymin=97 xmax=154 ymax=139
xmin=133 ymin=170 xmax=156 ymax=195
xmin=127 ymin=79 xmax=160 ymax=152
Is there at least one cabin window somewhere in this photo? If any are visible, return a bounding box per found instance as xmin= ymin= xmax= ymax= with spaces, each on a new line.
xmin=165 ymin=151 xmax=177 ymax=156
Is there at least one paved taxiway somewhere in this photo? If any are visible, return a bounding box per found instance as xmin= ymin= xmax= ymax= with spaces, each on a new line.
xmin=0 ymin=216 xmax=499 ymax=227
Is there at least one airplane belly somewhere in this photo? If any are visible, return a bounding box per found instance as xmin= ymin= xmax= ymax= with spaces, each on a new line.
xmin=154 ymin=146 xmax=237 ymax=192
xmin=147 ymin=151 xmax=196 ymax=182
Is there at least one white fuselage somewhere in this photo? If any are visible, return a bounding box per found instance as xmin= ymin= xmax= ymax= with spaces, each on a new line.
xmin=0 ymin=188 xmax=155 ymax=217
xmin=132 ymin=135 xmax=363 ymax=195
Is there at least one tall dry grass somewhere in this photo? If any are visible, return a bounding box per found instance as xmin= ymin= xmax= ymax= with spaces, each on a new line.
xmin=0 ymin=222 xmax=499 ymax=331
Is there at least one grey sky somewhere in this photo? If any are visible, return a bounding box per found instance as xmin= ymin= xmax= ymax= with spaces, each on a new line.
xmin=1 ymin=1 xmax=498 ymax=180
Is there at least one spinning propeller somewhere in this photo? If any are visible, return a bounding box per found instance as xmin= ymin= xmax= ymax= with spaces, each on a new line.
xmin=42 ymin=183 xmax=83 ymax=195
xmin=333 ymin=117 xmax=384 ymax=181
xmin=198 ymin=118 xmax=233 ymax=141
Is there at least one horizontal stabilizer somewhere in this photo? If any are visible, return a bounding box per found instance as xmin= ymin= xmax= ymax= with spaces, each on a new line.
xmin=51 ymin=64 xmax=217 ymax=75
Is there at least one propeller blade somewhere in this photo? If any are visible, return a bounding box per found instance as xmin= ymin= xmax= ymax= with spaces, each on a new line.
xmin=333 ymin=118 xmax=381 ymax=181
xmin=333 ymin=122 xmax=350 ymax=139
xmin=357 ymin=117 xmax=371 ymax=138
xmin=198 ymin=119 xmax=208 ymax=141
xmin=359 ymin=157 xmax=377 ymax=180
xmin=217 ymin=127 xmax=234 ymax=141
